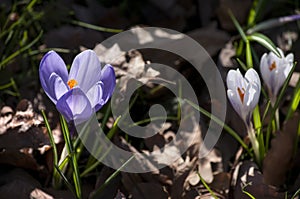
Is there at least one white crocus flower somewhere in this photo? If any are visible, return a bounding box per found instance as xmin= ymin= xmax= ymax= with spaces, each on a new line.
xmin=227 ymin=68 xmax=261 ymax=163
xmin=227 ymin=68 xmax=261 ymax=125
xmin=260 ymin=48 xmax=293 ymax=105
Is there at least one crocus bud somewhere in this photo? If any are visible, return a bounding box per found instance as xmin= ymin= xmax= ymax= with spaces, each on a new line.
xmin=227 ymin=68 xmax=261 ymax=125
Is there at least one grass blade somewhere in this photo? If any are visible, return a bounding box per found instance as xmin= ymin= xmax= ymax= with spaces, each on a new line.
xmin=0 ymin=30 xmax=43 ymax=69
xmin=228 ymin=10 xmax=247 ymax=42
xmin=71 ymin=20 xmax=123 ymax=33
xmin=60 ymin=115 xmax=82 ymax=199
xmin=285 ymin=76 xmax=300 ymax=121
xmin=247 ymin=33 xmax=281 ymax=57
xmin=247 ymin=14 xmax=300 ymax=34
xmin=185 ymin=99 xmax=251 ymax=155
xmin=90 ymin=156 xmax=135 ymax=199
xmin=197 ymin=172 xmax=218 ymax=199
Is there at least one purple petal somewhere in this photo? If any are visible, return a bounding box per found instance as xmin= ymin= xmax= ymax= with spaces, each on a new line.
xmin=56 ymin=88 xmax=93 ymax=124
xmin=39 ymin=51 xmax=68 ymax=103
xmin=49 ymin=73 xmax=68 ymax=102
xmin=86 ymin=82 xmax=103 ymax=111
xmin=100 ymin=64 xmax=116 ymax=104
xmin=69 ymin=50 xmax=102 ymax=92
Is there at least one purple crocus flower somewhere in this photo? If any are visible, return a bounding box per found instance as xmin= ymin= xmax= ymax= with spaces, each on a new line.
xmin=39 ymin=50 xmax=116 ymax=123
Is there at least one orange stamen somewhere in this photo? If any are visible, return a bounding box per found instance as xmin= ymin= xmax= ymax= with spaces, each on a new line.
xmin=237 ymin=87 xmax=245 ymax=103
xmin=269 ymin=61 xmax=276 ymax=71
xmin=67 ymin=79 xmax=78 ymax=89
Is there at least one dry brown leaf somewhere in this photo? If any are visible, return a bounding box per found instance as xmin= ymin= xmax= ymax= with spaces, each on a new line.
xmin=218 ymin=42 xmax=236 ymax=68
xmin=131 ymin=183 xmax=169 ymax=199
xmin=91 ymin=166 xmax=121 ymax=199
xmin=30 ymin=188 xmax=54 ymax=199
xmin=231 ymin=161 xmax=285 ymax=199
xmin=0 ymin=100 xmax=49 ymax=150
xmin=0 ymin=168 xmax=43 ymax=198
xmin=263 ymin=113 xmax=299 ymax=187
xmin=209 ymin=172 xmax=230 ymax=196
xmin=187 ymin=22 xmax=230 ymax=57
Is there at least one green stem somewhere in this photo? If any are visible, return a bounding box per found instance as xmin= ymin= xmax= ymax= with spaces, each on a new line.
xmin=90 ymin=156 xmax=135 ymax=199
xmin=197 ymin=172 xmax=218 ymax=199
xmin=247 ymin=123 xmax=261 ymax=167
xmin=0 ymin=30 xmax=43 ymax=68
xmin=70 ymin=20 xmax=122 ymax=33
xmin=285 ymin=77 xmax=300 ymax=121
xmin=60 ymin=115 xmax=82 ymax=199
xmin=41 ymin=110 xmax=60 ymax=189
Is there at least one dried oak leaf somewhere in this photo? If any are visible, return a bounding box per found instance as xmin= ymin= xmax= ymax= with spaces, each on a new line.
xmin=231 ymin=161 xmax=285 ymax=199
xmin=0 ymin=99 xmax=51 ymax=170
xmin=0 ymin=168 xmax=49 ymax=198
xmin=263 ymin=113 xmax=299 ymax=187
xmin=0 ymin=99 xmax=49 ymax=150
xmin=131 ymin=183 xmax=169 ymax=199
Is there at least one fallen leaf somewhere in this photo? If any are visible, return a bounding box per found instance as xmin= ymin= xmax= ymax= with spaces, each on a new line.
xmin=231 ymin=161 xmax=285 ymax=199
xmin=131 ymin=183 xmax=169 ymax=199
xmin=0 ymin=168 xmax=43 ymax=198
xmin=263 ymin=113 xmax=299 ymax=187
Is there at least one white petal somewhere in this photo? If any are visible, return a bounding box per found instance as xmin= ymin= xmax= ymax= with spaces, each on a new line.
xmin=273 ymin=70 xmax=285 ymax=96
xmin=227 ymin=89 xmax=246 ymax=122
xmin=245 ymin=68 xmax=261 ymax=92
xmin=227 ymin=69 xmax=246 ymax=91
xmin=226 ymin=70 xmax=238 ymax=91
xmin=284 ymin=53 xmax=293 ymax=78
xmin=286 ymin=53 xmax=294 ymax=63
xmin=244 ymin=83 xmax=260 ymax=111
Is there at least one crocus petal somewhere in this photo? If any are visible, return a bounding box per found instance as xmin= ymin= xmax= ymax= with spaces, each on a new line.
xmin=69 ymin=50 xmax=102 ymax=92
xmin=227 ymin=69 xmax=243 ymax=91
xmin=99 ymin=64 xmax=116 ymax=104
xmin=260 ymin=53 xmax=272 ymax=90
xmin=227 ymin=68 xmax=261 ymax=125
xmin=49 ymin=73 xmax=68 ymax=102
xmin=56 ymin=88 xmax=93 ymax=124
xmin=273 ymin=69 xmax=285 ymax=96
xmin=286 ymin=53 xmax=294 ymax=64
xmin=86 ymin=82 xmax=103 ymax=111
xmin=244 ymin=84 xmax=259 ymax=111
xmin=227 ymin=89 xmax=248 ymax=122
xmin=260 ymin=48 xmax=294 ymax=99
xmin=39 ymin=51 xmax=68 ymax=103
xmin=245 ymin=68 xmax=261 ymax=92
xmin=244 ymin=69 xmax=261 ymax=112
xmin=284 ymin=53 xmax=293 ymax=77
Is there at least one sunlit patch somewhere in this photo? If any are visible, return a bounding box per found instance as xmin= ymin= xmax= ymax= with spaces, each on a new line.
xmin=269 ymin=61 xmax=277 ymax=71
xmin=67 ymin=79 xmax=78 ymax=89
xmin=237 ymin=87 xmax=245 ymax=103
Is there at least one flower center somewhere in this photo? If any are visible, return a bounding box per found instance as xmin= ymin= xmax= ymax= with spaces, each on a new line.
xmin=67 ymin=79 xmax=78 ymax=89
xmin=269 ymin=61 xmax=277 ymax=71
xmin=237 ymin=87 xmax=245 ymax=103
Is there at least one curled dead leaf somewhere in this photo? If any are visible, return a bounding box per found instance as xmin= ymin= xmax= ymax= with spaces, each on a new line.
xmin=263 ymin=113 xmax=299 ymax=187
